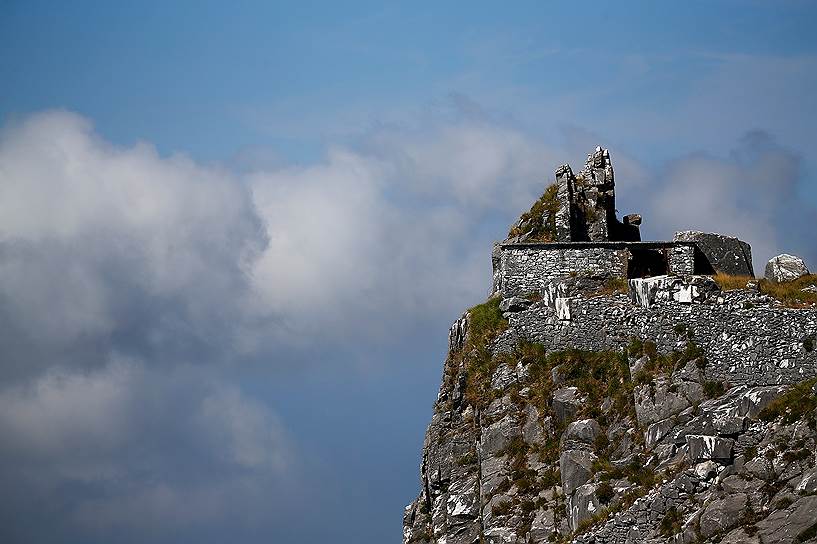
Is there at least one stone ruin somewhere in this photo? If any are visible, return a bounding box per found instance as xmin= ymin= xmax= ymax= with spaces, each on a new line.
xmin=494 ymin=146 xmax=755 ymax=296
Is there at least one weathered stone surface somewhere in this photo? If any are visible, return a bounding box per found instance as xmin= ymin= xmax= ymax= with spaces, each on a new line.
xmin=559 ymin=449 xmax=596 ymax=496
xmin=481 ymin=417 xmax=519 ymax=457
xmin=560 ymin=418 xmax=601 ymax=449
xmin=755 ymin=495 xmax=817 ymax=543
xmin=765 ymin=253 xmax=810 ymax=283
xmin=699 ymin=493 xmax=747 ymax=538
xmin=552 ymin=386 xmax=583 ymax=425
xmin=674 ymin=230 xmax=754 ymax=276
xmin=529 ymin=508 xmax=557 ymax=541
xmin=568 ymin=483 xmax=601 ymax=530
xmin=634 ymin=377 xmax=692 ymax=427
xmin=629 ymin=274 xmax=719 ymax=308
xmin=720 ymin=527 xmax=761 ymax=544
xmin=498 ymin=296 xmax=532 ymax=313
xmin=686 ymin=435 xmax=733 ymax=461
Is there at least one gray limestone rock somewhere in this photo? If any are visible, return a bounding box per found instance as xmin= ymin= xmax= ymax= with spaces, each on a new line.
xmin=529 ymin=507 xmax=557 ymax=541
xmin=559 ymin=449 xmax=596 ymax=496
xmin=568 ymin=483 xmax=601 ymax=530
xmin=560 ymin=419 xmax=601 ymax=450
xmin=755 ymin=495 xmax=817 ymax=544
xmin=521 ymin=404 xmax=544 ymax=446
xmin=765 ymin=253 xmax=810 ymax=283
xmin=553 ymin=386 xmax=583 ymax=425
xmin=499 ymin=296 xmax=532 ymax=313
xmin=674 ymin=230 xmax=754 ymax=276
xmin=699 ymin=493 xmax=747 ymax=538
xmin=481 ymin=415 xmax=520 ymax=456
xmin=634 ymin=377 xmax=692 ymax=427
xmin=686 ymin=435 xmax=734 ymax=461
xmin=720 ymin=527 xmax=761 ymax=544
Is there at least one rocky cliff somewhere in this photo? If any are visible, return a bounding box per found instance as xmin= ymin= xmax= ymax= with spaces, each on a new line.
xmin=402 ymin=149 xmax=817 ymax=544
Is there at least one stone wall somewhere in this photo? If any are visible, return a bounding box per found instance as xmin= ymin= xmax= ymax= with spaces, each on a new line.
xmin=496 ymin=242 xmax=697 ymax=297
xmin=496 ymin=277 xmax=817 ymax=387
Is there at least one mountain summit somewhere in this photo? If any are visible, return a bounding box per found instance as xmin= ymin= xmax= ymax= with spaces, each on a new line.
xmin=403 ymin=148 xmax=817 ymax=544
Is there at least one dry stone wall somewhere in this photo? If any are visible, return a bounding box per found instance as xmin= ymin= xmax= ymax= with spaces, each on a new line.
xmin=496 ymin=242 xmax=697 ymax=297
xmin=496 ymin=277 xmax=817 ymax=387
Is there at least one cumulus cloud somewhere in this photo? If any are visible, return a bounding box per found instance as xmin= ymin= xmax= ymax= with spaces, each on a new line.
xmin=0 ymin=111 xmax=266 ymax=379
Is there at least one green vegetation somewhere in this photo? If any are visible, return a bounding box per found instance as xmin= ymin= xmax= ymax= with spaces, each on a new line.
xmin=629 ymin=337 xmax=706 ymax=385
xmin=659 ymin=507 xmax=683 ymax=537
xmin=760 ymin=274 xmax=817 ymax=306
xmin=452 ymin=296 xmax=508 ymax=408
xmin=597 ymin=277 xmax=628 ymax=296
xmin=758 ymin=378 xmax=817 ymax=427
xmin=508 ymin=183 xmax=560 ymax=241
xmin=596 ymin=481 xmax=614 ymax=505
xmin=703 ymin=380 xmax=725 ymax=399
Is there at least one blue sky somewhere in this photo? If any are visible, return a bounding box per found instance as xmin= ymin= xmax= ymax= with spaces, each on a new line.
xmin=1 ymin=2 xmax=817 ymax=543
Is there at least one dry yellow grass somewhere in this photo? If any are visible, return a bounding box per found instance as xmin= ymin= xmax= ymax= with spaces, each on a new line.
xmin=713 ymin=273 xmax=817 ymax=307
xmin=712 ymin=274 xmax=755 ymax=291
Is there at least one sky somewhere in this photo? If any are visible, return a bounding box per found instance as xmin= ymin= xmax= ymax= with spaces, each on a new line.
xmin=1 ymin=1 xmax=817 ymax=543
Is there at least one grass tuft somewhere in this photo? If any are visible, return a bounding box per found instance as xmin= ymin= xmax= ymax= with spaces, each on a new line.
xmin=508 ymin=183 xmax=560 ymax=241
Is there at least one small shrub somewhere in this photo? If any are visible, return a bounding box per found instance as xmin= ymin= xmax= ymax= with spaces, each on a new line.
xmin=703 ymin=380 xmax=725 ymax=399
xmin=457 ymin=451 xmax=477 ymax=466
xmin=759 ymin=378 xmax=817 ymax=426
xmin=659 ymin=507 xmax=683 ymax=537
xmin=804 ymin=336 xmax=815 ymax=352
xmin=491 ymin=499 xmax=514 ymax=516
xmin=776 ymin=497 xmax=794 ymax=509
xmin=765 ymin=448 xmax=777 ymax=460
xmin=744 ymin=446 xmax=758 ymax=460
xmin=596 ymin=481 xmax=614 ymax=504
xmin=782 ymin=448 xmax=811 ymax=463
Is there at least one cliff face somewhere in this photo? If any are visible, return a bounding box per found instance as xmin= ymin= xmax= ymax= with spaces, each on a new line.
xmin=402 ymin=149 xmax=817 ymax=544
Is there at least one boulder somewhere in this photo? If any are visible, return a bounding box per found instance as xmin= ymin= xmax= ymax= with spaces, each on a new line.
xmin=559 ymin=449 xmax=596 ymax=495
xmin=552 ymin=387 xmax=583 ymax=424
xmin=567 ymin=483 xmax=601 ymax=530
xmin=764 ymin=253 xmax=810 ymax=283
xmin=755 ymin=496 xmax=817 ymax=544
xmin=521 ymin=404 xmax=545 ymax=445
xmin=686 ymin=435 xmax=733 ymax=461
xmin=674 ymin=230 xmax=754 ymax=276
xmin=560 ymin=419 xmax=601 ymax=447
xmin=529 ymin=508 xmax=557 ymax=541
xmin=699 ymin=493 xmax=748 ymax=538
xmin=633 ymin=377 xmax=692 ymax=427
xmin=481 ymin=415 xmax=520 ymax=456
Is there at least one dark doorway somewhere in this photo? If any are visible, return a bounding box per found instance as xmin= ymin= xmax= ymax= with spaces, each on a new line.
xmin=628 ymin=249 xmax=668 ymax=278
